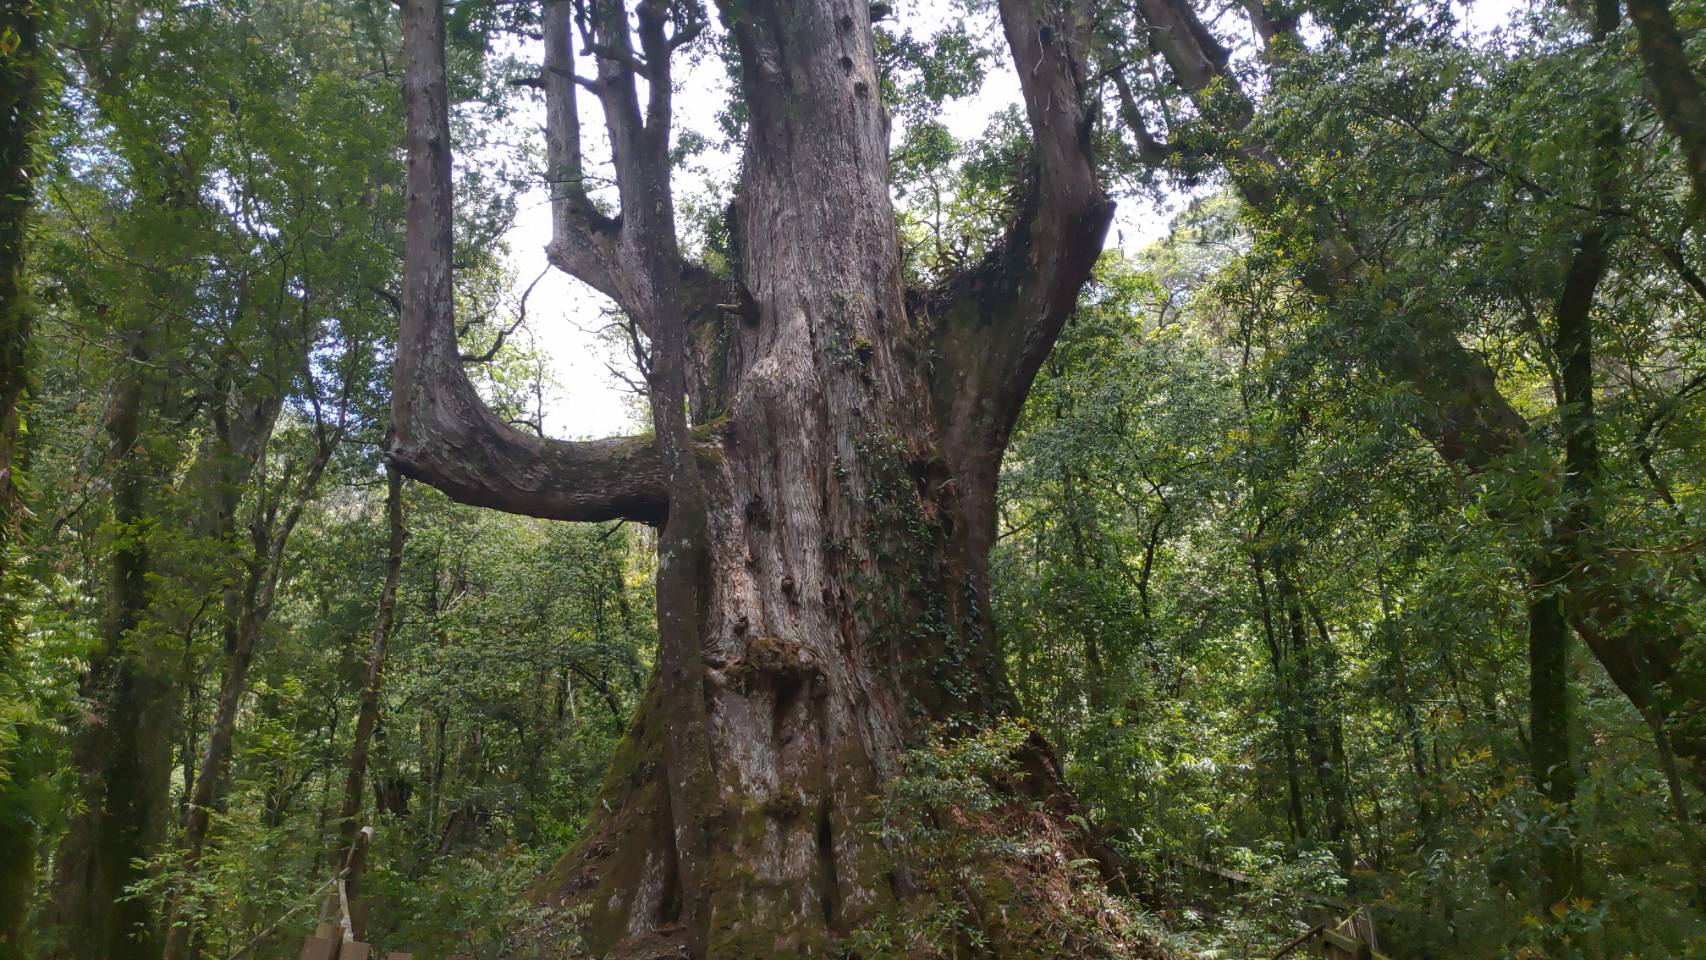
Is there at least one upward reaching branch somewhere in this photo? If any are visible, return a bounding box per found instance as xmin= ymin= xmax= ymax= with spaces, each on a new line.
xmin=1625 ymin=0 xmax=1706 ymax=214
xmin=541 ymin=0 xmax=708 ymax=334
xmin=931 ymin=0 xmax=1114 ymax=489
xmin=395 ymin=0 xmax=667 ymax=523
xmin=541 ymin=0 xmax=629 ymax=307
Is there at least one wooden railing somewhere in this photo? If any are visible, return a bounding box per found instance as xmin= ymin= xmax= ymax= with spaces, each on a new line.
xmin=1171 ymin=856 xmax=1392 ymax=960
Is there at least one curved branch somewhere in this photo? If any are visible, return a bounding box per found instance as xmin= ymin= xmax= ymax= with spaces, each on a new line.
xmin=543 ymin=0 xmax=631 ymax=308
xmin=1625 ymin=0 xmax=1706 ymax=212
xmin=930 ymin=0 xmax=1113 ymax=480
xmin=541 ymin=0 xmax=697 ymax=335
xmin=396 ymin=0 xmax=667 ymax=524
xmin=1133 ymin=0 xmax=1529 ymax=469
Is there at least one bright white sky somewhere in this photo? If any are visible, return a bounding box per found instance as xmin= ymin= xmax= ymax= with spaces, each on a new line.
xmin=496 ymin=0 xmax=1525 ymax=439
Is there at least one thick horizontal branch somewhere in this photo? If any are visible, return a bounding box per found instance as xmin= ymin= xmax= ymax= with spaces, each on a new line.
xmin=391 ymin=418 xmax=667 ymax=523
xmin=395 ymin=0 xmax=668 ymax=525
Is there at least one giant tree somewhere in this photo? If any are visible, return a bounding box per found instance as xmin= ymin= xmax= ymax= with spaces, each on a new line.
xmin=393 ymin=0 xmax=1118 ymax=950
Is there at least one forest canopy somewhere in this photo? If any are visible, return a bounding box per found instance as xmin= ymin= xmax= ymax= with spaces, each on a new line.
xmin=1 ymin=0 xmax=1705 ymax=957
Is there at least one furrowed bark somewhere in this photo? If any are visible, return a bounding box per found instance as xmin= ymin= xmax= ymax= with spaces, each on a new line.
xmin=402 ymin=0 xmax=1119 ymax=947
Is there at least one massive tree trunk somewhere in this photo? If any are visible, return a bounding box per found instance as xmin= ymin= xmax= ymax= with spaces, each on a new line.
xmin=393 ymin=0 xmax=1116 ymax=951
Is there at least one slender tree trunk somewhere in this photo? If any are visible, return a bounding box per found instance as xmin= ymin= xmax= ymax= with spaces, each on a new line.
xmin=334 ymin=466 xmax=407 ymax=937
xmin=1307 ymin=602 xmax=1368 ymax=862
xmin=1527 ymin=572 xmax=1581 ymax=906
xmin=1060 ymin=466 xmax=1107 ymax=709
xmin=1252 ymin=556 xmax=1308 ymax=844
xmin=1524 ymin=0 xmax=1616 ymax=907
xmin=160 ymin=590 xmax=263 ymax=960
xmin=1282 ymin=575 xmax=1352 ymax=872
xmin=1375 ymin=561 xmax=1435 ymax=847
xmin=162 ymin=431 xmax=332 ymax=960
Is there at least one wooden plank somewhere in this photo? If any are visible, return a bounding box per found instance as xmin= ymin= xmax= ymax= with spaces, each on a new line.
xmin=315 ymin=923 xmax=338 ymax=940
xmin=298 ymin=938 xmax=339 ymax=960
xmin=338 ymin=943 xmax=372 ymax=960
xmin=1319 ymin=926 xmax=1372 ymax=960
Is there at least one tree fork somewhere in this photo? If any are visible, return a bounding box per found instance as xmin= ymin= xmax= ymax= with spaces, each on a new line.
xmin=397 ymin=0 xmax=1122 ymax=948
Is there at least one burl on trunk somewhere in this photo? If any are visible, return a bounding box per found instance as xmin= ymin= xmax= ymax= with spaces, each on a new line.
xmin=393 ymin=0 xmax=1115 ymax=951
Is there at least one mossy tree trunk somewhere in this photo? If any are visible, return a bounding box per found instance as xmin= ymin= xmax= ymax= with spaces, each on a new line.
xmin=42 ymin=351 xmax=178 ymax=960
xmin=0 ymin=0 xmax=46 ymax=952
xmin=392 ymin=0 xmax=1116 ymax=951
